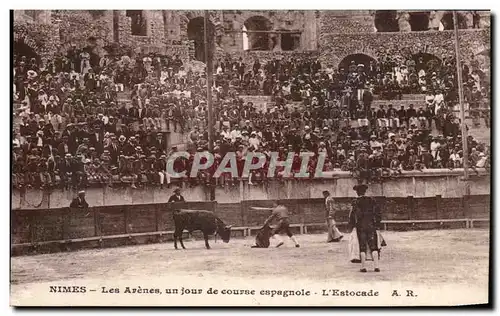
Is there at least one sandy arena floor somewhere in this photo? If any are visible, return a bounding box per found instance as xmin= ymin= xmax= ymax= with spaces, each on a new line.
xmin=10 ymin=229 xmax=490 ymax=306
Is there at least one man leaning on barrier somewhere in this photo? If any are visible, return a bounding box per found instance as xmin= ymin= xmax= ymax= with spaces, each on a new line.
xmin=70 ymin=190 xmax=89 ymax=209
xmin=168 ymin=187 xmax=186 ymax=203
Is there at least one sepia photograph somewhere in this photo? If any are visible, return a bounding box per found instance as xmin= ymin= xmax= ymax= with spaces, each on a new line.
xmin=9 ymin=9 xmax=491 ymax=307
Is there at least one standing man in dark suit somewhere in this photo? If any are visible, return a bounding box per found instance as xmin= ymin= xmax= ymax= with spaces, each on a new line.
xmin=128 ymin=105 xmax=139 ymax=123
xmin=236 ymin=57 xmax=245 ymax=81
xmin=168 ymin=188 xmax=185 ymax=202
xmin=348 ymin=184 xmax=382 ymax=273
xmin=311 ymin=59 xmax=322 ymax=74
xmin=252 ymin=58 xmax=261 ymax=75
xmin=367 ymin=107 xmax=377 ymax=129
xmin=406 ymin=104 xmax=417 ymax=126
xmin=397 ymin=105 xmax=407 ymax=128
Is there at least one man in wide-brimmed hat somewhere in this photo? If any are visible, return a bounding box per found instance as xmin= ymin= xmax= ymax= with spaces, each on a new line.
xmin=348 ymin=184 xmax=383 ymax=273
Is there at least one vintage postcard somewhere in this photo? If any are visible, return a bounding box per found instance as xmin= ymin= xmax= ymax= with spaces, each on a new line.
xmin=10 ymin=9 xmax=491 ymax=307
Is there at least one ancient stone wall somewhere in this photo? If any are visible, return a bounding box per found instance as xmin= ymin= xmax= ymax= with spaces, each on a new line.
xmin=319 ymin=29 xmax=490 ymax=69
xmin=52 ymin=11 xmax=113 ymax=53
xmin=13 ymin=10 xmax=491 ymax=67
xmin=116 ymin=10 xmax=164 ymax=51
xmin=111 ymin=10 xmax=190 ymax=62
xmin=216 ymin=50 xmax=319 ymax=72
xmin=319 ymin=10 xmax=375 ymax=35
xmin=13 ymin=20 xmax=60 ymax=60
xmin=220 ymin=10 xmax=312 ymax=53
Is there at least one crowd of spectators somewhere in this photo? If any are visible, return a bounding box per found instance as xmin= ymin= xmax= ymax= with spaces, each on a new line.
xmin=12 ymin=44 xmax=490 ymax=190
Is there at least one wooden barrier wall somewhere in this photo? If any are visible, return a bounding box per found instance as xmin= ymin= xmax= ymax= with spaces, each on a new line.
xmin=11 ymin=195 xmax=490 ymax=256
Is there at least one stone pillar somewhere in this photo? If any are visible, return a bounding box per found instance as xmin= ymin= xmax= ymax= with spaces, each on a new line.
xmin=478 ymin=11 xmax=490 ymax=29
xmin=459 ymin=11 xmax=474 ymax=29
xmin=362 ymin=10 xmax=376 ymax=32
xmin=397 ymin=10 xmax=411 ymax=32
xmin=37 ymin=10 xmax=52 ymax=24
xmin=142 ymin=10 xmax=152 ymax=37
xmin=187 ymin=40 xmax=195 ymax=60
xmin=172 ymin=12 xmax=181 ymax=40
xmin=13 ymin=10 xmax=25 ymax=21
xmin=163 ymin=10 xmax=171 ymax=38
xmin=100 ymin=10 xmax=114 ymax=43
xmin=112 ymin=10 xmax=120 ymax=43
xmin=271 ymin=31 xmax=281 ymax=52
xmin=302 ymin=10 xmax=318 ymax=51
xmin=229 ymin=20 xmax=243 ymax=52
xmin=164 ymin=10 xmax=181 ymax=41
xmin=117 ymin=10 xmax=131 ymax=47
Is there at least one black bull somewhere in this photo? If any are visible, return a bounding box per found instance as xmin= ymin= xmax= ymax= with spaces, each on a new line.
xmin=173 ymin=209 xmax=232 ymax=249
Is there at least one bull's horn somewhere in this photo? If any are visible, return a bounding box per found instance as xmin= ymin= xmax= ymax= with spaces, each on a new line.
xmin=226 ymin=225 xmax=233 ymax=229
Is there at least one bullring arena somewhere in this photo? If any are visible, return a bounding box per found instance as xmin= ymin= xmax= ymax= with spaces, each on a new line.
xmin=11 ymin=229 xmax=490 ymax=306
xmin=11 ymin=9 xmax=491 ymax=307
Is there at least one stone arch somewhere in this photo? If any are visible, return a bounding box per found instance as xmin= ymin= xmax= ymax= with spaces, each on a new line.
xmin=13 ymin=38 xmax=40 ymax=63
xmin=409 ymin=11 xmax=430 ymax=31
xmin=13 ymin=21 xmax=59 ymax=61
xmin=180 ymin=10 xmax=224 ymax=45
xmin=13 ymin=29 xmax=45 ymax=63
xmin=338 ymin=53 xmax=377 ymax=73
xmin=187 ymin=17 xmax=215 ymax=63
xmin=243 ymin=15 xmax=274 ymax=51
xmin=374 ymin=10 xmax=399 ymax=32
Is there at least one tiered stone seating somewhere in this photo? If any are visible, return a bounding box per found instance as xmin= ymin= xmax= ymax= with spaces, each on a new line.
xmin=237 ymin=94 xmax=428 ymax=112
xmin=116 ymin=91 xmax=129 ymax=104
xmin=371 ymin=95 xmax=426 ymax=109
xmin=372 ymin=93 xmax=426 ymax=101
xmin=238 ymin=95 xmax=273 ymax=113
xmin=107 ymin=90 xmax=190 ymax=148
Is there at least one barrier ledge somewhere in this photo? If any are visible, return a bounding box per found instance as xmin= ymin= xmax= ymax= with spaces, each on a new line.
xmin=18 ymin=168 xmax=488 ymax=187
xmin=319 ymin=168 xmax=488 ymax=179
xmin=13 ymin=201 xmax=217 ymax=213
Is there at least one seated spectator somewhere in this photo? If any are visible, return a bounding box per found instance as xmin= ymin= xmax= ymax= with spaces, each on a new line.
xmin=11 ymin=44 xmax=489 ymax=191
